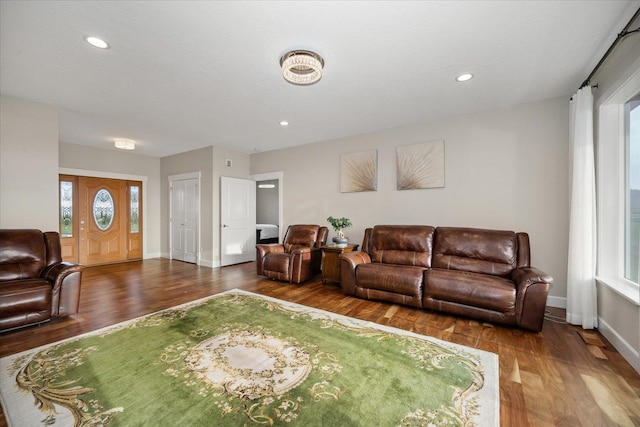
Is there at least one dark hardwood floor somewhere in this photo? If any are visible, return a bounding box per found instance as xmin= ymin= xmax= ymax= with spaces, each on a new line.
xmin=1 ymin=259 xmax=639 ymax=426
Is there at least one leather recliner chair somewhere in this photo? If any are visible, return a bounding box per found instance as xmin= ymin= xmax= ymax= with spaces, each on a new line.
xmin=0 ymin=229 xmax=85 ymax=332
xmin=256 ymin=224 xmax=328 ymax=283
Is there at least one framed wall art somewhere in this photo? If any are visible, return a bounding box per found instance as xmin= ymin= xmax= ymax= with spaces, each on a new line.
xmin=396 ymin=140 xmax=445 ymax=190
xmin=341 ymin=149 xmax=378 ymax=193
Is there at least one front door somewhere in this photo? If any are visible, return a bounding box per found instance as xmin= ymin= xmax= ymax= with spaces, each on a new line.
xmin=60 ymin=175 xmax=143 ymax=266
xmin=78 ymin=177 xmax=128 ymax=265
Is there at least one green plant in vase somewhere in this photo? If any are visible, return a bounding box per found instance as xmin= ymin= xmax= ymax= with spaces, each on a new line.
xmin=327 ymin=216 xmax=352 ymax=247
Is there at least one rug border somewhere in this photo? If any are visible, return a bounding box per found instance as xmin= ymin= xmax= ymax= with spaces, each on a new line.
xmin=0 ymin=288 xmax=499 ymax=426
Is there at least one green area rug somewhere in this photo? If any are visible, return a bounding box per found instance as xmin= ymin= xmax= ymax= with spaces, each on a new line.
xmin=0 ymin=289 xmax=498 ymax=426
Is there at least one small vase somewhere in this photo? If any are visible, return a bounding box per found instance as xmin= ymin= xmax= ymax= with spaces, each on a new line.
xmin=332 ymin=237 xmax=349 ymax=248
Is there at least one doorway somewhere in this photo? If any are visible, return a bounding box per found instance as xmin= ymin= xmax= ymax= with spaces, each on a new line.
xmin=59 ymin=175 xmax=143 ymax=265
xmin=256 ymin=179 xmax=280 ymax=244
xmin=252 ymin=171 xmax=283 ymax=244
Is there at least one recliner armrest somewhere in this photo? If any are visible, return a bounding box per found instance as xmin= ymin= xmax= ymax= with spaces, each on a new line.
xmin=256 ymin=243 xmax=284 ymax=256
xmin=511 ymin=267 xmax=553 ymax=291
xmin=256 ymin=244 xmax=284 ymax=275
xmin=42 ymin=262 xmax=84 ymax=286
xmin=289 ymin=246 xmax=312 ymax=255
xmin=41 ymin=262 xmax=85 ymax=316
xmin=340 ymin=251 xmax=372 ymax=267
xmin=511 ymin=267 xmax=553 ymax=332
xmin=339 ymin=251 xmax=372 ymax=295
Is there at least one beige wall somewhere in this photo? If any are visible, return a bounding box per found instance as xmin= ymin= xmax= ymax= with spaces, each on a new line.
xmin=160 ymin=145 xmax=250 ymax=267
xmin=59 ymin=142 xmax=162 ymax=258
xmin=161 ymin=146 xmax=214 ymax=264
xmin=0 ymin=94 xmax=59 ymax=230
xmin=251 ymin=96 xmax=570 ymax=305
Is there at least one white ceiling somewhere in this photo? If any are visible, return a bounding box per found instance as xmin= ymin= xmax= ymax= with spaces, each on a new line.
xmin=1 ymin=1 xmax=638 ymax=158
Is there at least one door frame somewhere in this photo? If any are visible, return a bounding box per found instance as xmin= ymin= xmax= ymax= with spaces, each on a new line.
xmin=168 ymin=172 xmax=201 ymax=265
xmin=59 ymin=168 xmax=150 ymax=259
xmin=250 ymin=171 xmax=283 ymax=241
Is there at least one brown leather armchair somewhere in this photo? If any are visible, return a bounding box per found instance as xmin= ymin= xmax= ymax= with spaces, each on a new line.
xmin=256 ymin=224 xmax=328 ymax=283
xmin=0 ymin=229 xmax=85 ymax=332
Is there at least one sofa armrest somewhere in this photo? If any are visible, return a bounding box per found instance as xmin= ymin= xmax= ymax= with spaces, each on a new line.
xmin=41 ymin=262 xmax=85 ymax=317
xmin=511 ymin=267 xmax=553 ymax=290
xmin=256 ymin=244 xmax=284 ymax=274
xmin=339 ymin=251 xmax=372 ymax=295
xmin=511 ymin=267 xmax=553 ymax=331
xmin=289 ymin=246 xmax=312 ymax=255
xmin=256 ymin=243 xmax=284 ymax=257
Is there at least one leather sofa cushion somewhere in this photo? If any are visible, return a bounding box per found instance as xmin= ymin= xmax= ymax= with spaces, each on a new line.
xmin=0 ymin=229 xmax=47 ymax=280
xmin=432 ymin=227 xmax=517 ymax=277
xmin=368 ymin=225 xmax=435 ymax=268
xmin=424 ymin=269 xmax=516 ymax=314
xmin=0 ymin=279 xmax=52 ymax=317
xmin=357 ymin=263 xmax=426 ymax=297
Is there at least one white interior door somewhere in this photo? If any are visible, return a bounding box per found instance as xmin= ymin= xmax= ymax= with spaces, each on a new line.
xmin=221 ymin=176 xmax=256 ymax=266
xmin=170 ymin=178 xmax=199 ymax=264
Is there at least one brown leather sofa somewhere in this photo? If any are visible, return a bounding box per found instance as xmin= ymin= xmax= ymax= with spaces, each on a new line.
xmin=340 ymin=225 xmax=553 ymax=331
xmin=0 ymin=229 xmax=85 ymax=332
xmin=256 ymin=224 xmax=328 ymax=283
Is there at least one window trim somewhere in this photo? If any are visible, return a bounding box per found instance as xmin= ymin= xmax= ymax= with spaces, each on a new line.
xmin=624 ymin=97 xmax=640 ymax=284
xmin=596 ymin=66 xmax=640 ymax=305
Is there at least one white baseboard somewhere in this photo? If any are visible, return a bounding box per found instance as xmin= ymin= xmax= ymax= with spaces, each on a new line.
xmin=597 ymin=317 xmax=640 ymax=375
xmin=546 ymin=295 xmax=566 ymax=309
xmin=157 ymin=253 xmax=216 ymax=269
xmin=143 ymin=252 xmax=162 ymax=259
xmin=199 ymin=259 xmax=215 ymax=268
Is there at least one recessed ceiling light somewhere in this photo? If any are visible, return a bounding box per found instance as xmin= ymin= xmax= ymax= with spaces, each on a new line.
xmin=279 ymin=121 xmax=289 ymax=126
xmin=114 ymin=138 xmax=135 ymax=150
xmin=85 ymin=36 xmax=109 ymax=49
xmin=456 ymin=73 xmax=474 ymax=82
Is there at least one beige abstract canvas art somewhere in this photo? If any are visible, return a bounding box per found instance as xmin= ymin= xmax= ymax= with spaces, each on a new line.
xmin=341 ymin=149 xmax=378 ymax=192
xmin=397 ymin=140 xmax=445 ymax=190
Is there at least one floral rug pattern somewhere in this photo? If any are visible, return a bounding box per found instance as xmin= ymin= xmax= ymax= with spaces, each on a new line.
xmin=0 ymin=290 xmax=499 ymax=426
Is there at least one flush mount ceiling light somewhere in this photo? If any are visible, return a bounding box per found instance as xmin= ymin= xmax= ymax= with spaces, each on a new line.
xmin=114 ymin=138 xmax=135 ymax=150
xmin=280 ymin=50 xmax=324 ymax=85
xmin=456 ymin=73 xmax=474 ymax=82
xmin=258 ymin=183 xmax=276 ymax=189
xmin=85 ymin=36 xmax=110 ymax=49
xmin=279 ymin=121 xmax=289 ymax=126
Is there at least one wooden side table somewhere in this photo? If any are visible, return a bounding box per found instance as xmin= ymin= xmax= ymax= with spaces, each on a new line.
xmin=320 ymin=244 xmax=359 ymax=284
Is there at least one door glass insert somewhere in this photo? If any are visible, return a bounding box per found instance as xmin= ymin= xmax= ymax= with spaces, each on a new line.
xmin=60 ymin=180 xmax=73 ymax=237
xmin=93 ymin=189 xmax=115 ymax=230
xmin=130 ymin=185 xmax=140 ymax=233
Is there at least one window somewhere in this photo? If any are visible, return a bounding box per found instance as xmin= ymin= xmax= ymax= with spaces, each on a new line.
xmin=596 ymin=68 xmax=640 ymax=304
xmin=130 ymin=185 xmax=140 ymax=233
xmin=626 ymin=94 xmax=640 ymax=284
xmin=60 ymin=180 xmax=73 ymax=237
xmin=93 ymin=189 xmax=115 ymax=231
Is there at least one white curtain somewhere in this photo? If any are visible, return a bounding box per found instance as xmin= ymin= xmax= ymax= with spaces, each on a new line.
xmin=566 ymin=86 xmax=598 ymax=329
